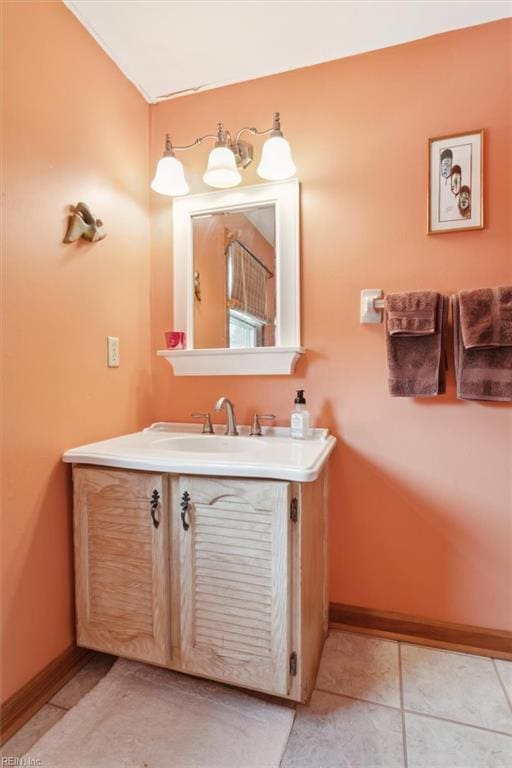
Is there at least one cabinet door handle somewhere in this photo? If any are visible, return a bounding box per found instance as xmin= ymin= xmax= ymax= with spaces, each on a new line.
xmin=150 ymin=489 xmax=160 ymax=529
xmin=180 ymin=491 xmax=190 ymax=531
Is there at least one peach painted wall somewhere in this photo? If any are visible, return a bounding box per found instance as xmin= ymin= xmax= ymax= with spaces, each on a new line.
xmin=193 ymin=217 xmax=228 ymax=348
xmin=150 ymin=20 xmax=512 ymax=631
xmin=1 ymin=2 xmax=151 ymax=702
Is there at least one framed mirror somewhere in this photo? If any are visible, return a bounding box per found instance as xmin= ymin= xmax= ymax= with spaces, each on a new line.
xmin=159 ymin=180 xmax=303 ymax=375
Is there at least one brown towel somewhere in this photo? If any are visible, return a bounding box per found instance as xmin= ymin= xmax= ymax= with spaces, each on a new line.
xmin=385 ymin=291 xmax=448 ymax=397
xmin=386 ymin=291 xmax=437 ymax=336
xmin=459 ymin=286 xmax=512 ymax=349
xmin=452 ymin=294 xmax=512 ymax=402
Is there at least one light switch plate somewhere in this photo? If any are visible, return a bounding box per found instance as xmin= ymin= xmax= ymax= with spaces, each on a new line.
xmin=107 ymin=336 xmax=120 ymax=367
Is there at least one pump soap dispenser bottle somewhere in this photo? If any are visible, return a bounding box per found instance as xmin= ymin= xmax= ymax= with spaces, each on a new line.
xmin=290 ymin=390 xmax=310 ymax=440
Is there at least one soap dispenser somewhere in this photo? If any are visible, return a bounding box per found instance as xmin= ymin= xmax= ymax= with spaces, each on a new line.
xmin=290 ymin=390 xmax=310 ymax=440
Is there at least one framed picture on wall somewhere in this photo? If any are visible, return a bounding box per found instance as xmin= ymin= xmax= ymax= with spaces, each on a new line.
xmin=428 ymin=129 xmax=484 ymax=234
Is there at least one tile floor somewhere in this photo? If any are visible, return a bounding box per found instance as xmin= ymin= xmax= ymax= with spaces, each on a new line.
xmin=2 ymin=631 xmax=511 ymax=767
xmin=282 ymin=631 xmax=512 ymax=768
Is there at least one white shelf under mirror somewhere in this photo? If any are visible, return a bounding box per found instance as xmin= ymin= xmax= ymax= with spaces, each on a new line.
xmin=157 ymin=179 xmax=304 ymax=376
xmin=157 ymin=346 xmax=304 ymax=377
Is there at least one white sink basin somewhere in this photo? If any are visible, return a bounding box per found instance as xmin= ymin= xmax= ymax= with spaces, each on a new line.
xmin=151 ymin=435 xmax=266 ymax=454
xmin=63 ymin=422 xmax=336 ymax=482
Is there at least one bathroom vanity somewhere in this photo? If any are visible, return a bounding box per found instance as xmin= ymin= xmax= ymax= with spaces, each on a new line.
xmin=64 ymin=423 xmax=335 ymax=703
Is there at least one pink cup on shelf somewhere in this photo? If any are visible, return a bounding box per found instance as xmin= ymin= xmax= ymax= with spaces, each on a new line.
xmin=164 ymin=331 xmax=186 ymax=349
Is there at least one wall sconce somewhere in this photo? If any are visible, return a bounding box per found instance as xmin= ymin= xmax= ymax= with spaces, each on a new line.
xmin=63 ymin=202 xmax=106 ymax=243
xmin=151 ymin=112 xmax=296 ymax=197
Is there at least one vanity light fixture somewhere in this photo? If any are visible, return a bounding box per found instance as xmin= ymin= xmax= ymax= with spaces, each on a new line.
xmin=151 ymin=112 xmax=296 ymax=196
xmin=150 ymin=135 xmax=190 ymax=196
xmin=202 ymin=122 xmax=242 ymax=189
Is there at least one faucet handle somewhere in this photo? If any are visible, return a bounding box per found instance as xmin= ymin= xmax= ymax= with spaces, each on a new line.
xmin=250 ymin=414 xmax=276 ymax=437
xmin=191 ymin=412 xmax=214 ymax=434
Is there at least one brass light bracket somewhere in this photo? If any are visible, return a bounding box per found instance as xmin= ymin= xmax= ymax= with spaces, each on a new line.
xmin=233 ymin=140 xmax=254 ymax=169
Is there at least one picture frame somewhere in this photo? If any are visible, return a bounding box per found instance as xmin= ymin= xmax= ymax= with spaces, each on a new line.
xmin=428 ymin=129 xmax=484 ymax=234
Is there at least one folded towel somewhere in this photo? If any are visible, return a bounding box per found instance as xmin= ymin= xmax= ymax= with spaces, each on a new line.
xmin=452 ymin=294 xmax=512 ymax=402
xmin=385 ymin=292 xmax=448 ymax=397
xmin=386 ymin=291 xmax=438 ymax=336
xmin=459 ymin=286 xmax=512 ymax=349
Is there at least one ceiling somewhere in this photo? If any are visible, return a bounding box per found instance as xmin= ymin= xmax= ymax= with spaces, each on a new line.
xmin=245 ymin=207 xmax=275 ymax=247
xmin=64 ymin=1 xmax=511 ymax=102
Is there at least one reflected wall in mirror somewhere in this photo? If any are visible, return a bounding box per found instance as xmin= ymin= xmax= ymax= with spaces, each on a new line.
xmin=192 ymin=205 xmax=276 ymax=349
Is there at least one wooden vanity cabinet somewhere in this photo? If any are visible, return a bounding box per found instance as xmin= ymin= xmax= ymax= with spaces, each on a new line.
xmin=72 ymin=465 xmax=328 ymax=703
xmin=172 ymin=475 xmax=292 ymax=697
xmin=73 ymin=468 xmax=171 ymax=666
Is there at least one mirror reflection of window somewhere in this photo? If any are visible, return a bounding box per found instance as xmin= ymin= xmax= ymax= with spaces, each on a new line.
xmin=227 ymin=241 xmax=272 ymax=349
xmin=229 ymin=312 xmax=261 ymax=348
xmin=192 ymin=206 xmax=276 ymax=350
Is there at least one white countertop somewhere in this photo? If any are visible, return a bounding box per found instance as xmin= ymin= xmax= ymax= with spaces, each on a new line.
xmin=62 ymin=422 xmax=336 ymax=482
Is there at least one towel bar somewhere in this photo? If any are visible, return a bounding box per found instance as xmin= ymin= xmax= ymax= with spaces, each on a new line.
xmin=360 ymin=289 xmax=385 ymax=324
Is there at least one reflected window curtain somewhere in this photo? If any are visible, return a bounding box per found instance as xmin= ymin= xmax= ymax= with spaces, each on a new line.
xmin=227 ymin=240 xmax=271 ymax=322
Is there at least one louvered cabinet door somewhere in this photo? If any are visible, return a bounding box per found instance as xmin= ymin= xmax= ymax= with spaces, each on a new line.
xmin=177 ymin=476 xmax=291 ymax=696
xmin=73 ymin=467 xmax=170 ymax=665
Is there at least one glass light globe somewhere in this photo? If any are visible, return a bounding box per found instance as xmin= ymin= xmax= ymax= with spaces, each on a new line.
xmin=203 ymin=146 xmax=242 ymax=189
xmin=257 ymin=135 xmax=296 ymax=181
xmin=151 ymin=155 xmax=189 ymax=196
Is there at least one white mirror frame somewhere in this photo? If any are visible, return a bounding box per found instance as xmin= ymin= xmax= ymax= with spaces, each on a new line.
xmin=157 ymin=179 xmax=304 ymax=376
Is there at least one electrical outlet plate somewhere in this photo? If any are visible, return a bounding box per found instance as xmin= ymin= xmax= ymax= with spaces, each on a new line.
xmin=107 ymin=336 xmax=120 ymax=367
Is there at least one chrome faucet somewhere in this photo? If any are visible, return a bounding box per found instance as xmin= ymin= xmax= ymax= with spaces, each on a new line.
xmin=215 ymin=396 xmax=239 ymax=436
